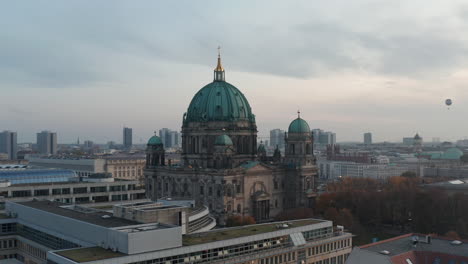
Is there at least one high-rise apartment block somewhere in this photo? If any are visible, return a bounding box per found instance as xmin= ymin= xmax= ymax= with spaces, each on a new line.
xmin=269 ymin=128 xmax=285 ymax=148
xmin=159 ymin=128 xmax=180 ymax=148
xmin=123 ymin=127 xmax=132 ymax=148
xmin=36 ymin=131 xmax=57 ymax=155
xmin=364 ymin=132 xmax=372 ymax=145
xmin=0 ymin=131 xmax=17 ymax=160
xmin=313 ymin=129 xmax=336 ymax=145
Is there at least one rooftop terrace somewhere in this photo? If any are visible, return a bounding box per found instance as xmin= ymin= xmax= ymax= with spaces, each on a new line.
xmin=55 ymin=247 xmax=125 ymax=263
xmin=18 ymin=200 xmax=139 ymax=228
xmin=183 ymin=219 xmax=322 ymax=246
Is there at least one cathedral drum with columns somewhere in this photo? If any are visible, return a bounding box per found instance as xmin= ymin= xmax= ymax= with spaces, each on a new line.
xmin=144 ymin=52 xmax=318 ymax=225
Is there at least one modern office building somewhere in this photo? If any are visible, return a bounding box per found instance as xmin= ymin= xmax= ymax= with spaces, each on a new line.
xmin=317 ymin=159 xmax=413 ymax=180
xmin=0 ymin=131 xmax=17 ymax=160
xmin=402 ymin=137 xmax=414 ymax=146
xmin=36 ymin=131 xmax=57 ymax=155
xmin=0 ymin=168 xmax=145 ymax=204
xmin=0 ymin=200 xmax=352 ymax=264
xmin=313 ymin=129 xmax=336 ymax=145
xmin=113 ymin=200 xmax=216 ymax=235
xmin=27 ymin=155 xmax=146 ymax=182
xmin=270 ymin=129 xmax=285 ymax=149
xmin=159 ymin=129 xmax=181 ymax=148
xmin=363 ymin=132 xmax=372 ymax=145
xmin=123 ymin=127 xmax=133 ymax=149
xmin=83 ymin=140 xmax=94 ymax=149
xmin=319 ymin=132 xmax=336 ymax=145
xmin=28 ymin=156 xmax=106 ymax=177
xmin=346 ymin=233 xmax=468 ymax=264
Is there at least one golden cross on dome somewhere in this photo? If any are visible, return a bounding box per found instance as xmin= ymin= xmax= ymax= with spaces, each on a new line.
xmin=218 ymin=46 xmax=221 ymax=57
xmin=297 ymin=110 xmax=301 ymax=118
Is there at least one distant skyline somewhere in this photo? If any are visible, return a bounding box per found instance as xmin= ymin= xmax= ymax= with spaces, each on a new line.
xmin=2 ymin=1 xmax=468 ymax=143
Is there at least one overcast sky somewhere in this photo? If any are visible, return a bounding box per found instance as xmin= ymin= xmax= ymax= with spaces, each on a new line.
xmin=2 ymin=0 xmax=468 ymax=143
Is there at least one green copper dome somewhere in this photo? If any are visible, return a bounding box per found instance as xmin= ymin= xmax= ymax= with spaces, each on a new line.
xmin=148 ymin=135 xmax=163 ymax=145
xmin=185 ymin=81 xmax=255 ymax=123
xmin=442 ymin=148 xmax=463 ymax=160
xmin=215 ymin=134 xmax=233 ymax=146
xmin=288 ymin=117 xmax=311 ymax=133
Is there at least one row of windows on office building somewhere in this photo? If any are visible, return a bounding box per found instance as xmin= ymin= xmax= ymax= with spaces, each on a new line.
xmin=0 ymin=223 xmax=16 ymax=234
xmin=0 ymin=238 xmax=16 ymax=249
xmin=0 ymin=235 xmax=56 ymax=262
xmin=129 ymin=227 xmax=335 ymax=264
xmin=130 ymin=239 xmax=287 ymax=264
xmin=17 ymin=224 xmax=80 ymax=250
xmin=257 ymin=238 xmax=351 ymax=264
xmin=17 ymin=240 xmax=47 ymax=261
xmin=10 ymin=184 xmax=137 ymax=198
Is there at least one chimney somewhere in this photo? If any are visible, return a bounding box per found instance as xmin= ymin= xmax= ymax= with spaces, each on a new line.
xmin=424 ymin=235 xmax=431 ymax=244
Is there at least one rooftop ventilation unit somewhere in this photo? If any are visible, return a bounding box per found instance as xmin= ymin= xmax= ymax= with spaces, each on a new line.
xmin=379 ymin=250 xmax=390 ymax=255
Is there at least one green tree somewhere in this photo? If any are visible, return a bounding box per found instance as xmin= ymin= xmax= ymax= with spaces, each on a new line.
xmin=401 ymin=171 xmax=416 ymax=178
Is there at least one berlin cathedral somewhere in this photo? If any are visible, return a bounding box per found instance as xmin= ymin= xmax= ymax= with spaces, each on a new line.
xmin=144 ymin=52 xmax=318 ymax=224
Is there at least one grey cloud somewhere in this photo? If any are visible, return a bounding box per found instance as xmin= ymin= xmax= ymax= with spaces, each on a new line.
xmin=2 ymin=0 xmax=468 ymax=89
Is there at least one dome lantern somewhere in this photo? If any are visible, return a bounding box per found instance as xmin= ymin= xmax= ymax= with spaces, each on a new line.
xmin=214 ymin=46 xmax=225 ymax=82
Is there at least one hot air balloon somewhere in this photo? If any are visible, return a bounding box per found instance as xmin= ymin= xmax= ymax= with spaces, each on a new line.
xmin=445 ymin=99 xmax=452 ymax=109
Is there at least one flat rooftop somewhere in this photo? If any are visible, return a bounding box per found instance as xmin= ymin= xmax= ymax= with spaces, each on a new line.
xmin=8 ymin=178 xmax=139 ymax=187
xmin=183 ymin=219 xmax=322 ymax=246
xmin=55 ymin=247 xmax=125 ymax=263
xmin=361 ymin=234 xmax=468 ymax=257
xmin=18 ymin=200 xmax=140 ymax=228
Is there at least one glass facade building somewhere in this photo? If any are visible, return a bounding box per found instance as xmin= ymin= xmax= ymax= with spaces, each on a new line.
xmin=0 ymin=169 xmax=76 ymax=185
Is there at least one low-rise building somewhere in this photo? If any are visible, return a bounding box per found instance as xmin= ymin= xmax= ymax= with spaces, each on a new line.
xmin=346 ymin=233 xmax=468 ymax=264
xmin=27 ymin=156 xmax=106 ymax=177
xmin=0 ymin=167 xmax=145 ymax=204
xmin=103 ymin=154 xmax=146 ymax=183
xmin=0 ymin=177 xmax=145 ymax=204
xmin=317 ymin=159 xmax=413 ymax=180
xmin=27 ymin=155 xmax=146 ymax=183
xmin=421 ymin=179 xmax=468 ymax=195
xmin=0 ymin=200 xmax=352 ymax=264
xmin=113 ymin=200 xmax=216 ymax=234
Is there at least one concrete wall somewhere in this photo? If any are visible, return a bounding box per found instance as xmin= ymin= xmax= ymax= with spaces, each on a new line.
xmin=126 ymin=225 xmax=181 ymax=254
xmin=6 ymin=202 xmax=181 ymax=254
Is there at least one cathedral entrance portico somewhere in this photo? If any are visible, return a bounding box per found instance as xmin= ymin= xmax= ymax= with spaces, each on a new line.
xmin=252 ymin=191 xmax=270 ymax=222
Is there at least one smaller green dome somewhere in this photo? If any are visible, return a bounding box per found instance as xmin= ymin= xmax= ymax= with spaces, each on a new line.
xmin=148 ymin=135 xmax=163 ymax=145
xmin=442 ymin=148 xmax=463 ymax=160
xmin=215 ymin=134 xmax=233 ymax=146
xmin=288 ymin=118 xmax=310 ymax=133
